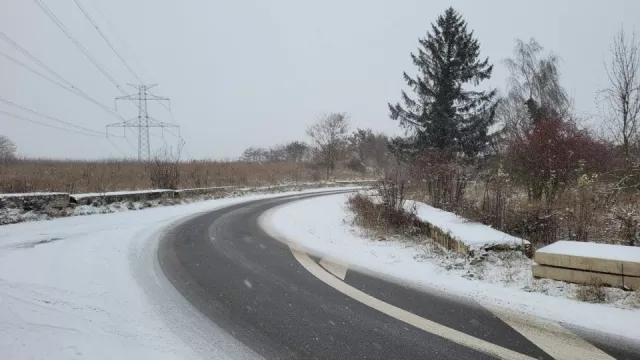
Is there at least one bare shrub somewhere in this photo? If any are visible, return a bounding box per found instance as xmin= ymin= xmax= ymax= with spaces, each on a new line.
xmin=575 ymin=281 xmax=608 ymax=303
xmin=147 ymin=144 xmax=183 ymax=190
xmin=376 ymin=177 xmax=407 ymax=213
xmin=409 ymin=152 xmax=468 ymax=211
xmin=613 ymin=205 xmax=640 ymax=246
xmin=477 ymin=164 xmax=511 ymax=229
xmin=347 ymin=177 xmax=421 ymax=236
xmin=347 ymin=193 xmax=381 ymax=229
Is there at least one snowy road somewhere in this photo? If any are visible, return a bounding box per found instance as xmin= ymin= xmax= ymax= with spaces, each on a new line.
xmin=0 ymin=189 xmax=357 ymax=360
xmin=2 ymin=189 xmax=639 ymax=359
xmin=160 ymin=191 xmax=640 ymax=360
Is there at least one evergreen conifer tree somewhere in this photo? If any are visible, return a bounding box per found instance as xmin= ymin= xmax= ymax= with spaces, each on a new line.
xmin=389 ymin=7 xmax=498 ymax=160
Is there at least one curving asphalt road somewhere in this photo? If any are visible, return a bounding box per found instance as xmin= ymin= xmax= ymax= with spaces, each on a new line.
xmin=158 ymin=190 xmax=640 ymax=360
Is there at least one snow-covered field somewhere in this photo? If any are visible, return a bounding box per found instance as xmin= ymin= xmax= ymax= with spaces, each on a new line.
xmin=0 ymin=188 xmax=357 ymax=360
xmin=262 ymin=193 xmax=640 ymax=339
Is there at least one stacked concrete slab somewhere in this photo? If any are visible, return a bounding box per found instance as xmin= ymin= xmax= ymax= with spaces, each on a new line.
xmin=532 ymin=241 xmax=640 ymax=290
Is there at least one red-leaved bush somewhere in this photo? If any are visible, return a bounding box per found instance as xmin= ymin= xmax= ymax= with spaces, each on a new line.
xmin=505 ymin=115 xmax=615 ymax=203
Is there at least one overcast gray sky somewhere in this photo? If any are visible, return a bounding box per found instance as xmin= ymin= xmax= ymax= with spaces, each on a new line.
xmin=1 ymin=0 xmax=639 ymax=160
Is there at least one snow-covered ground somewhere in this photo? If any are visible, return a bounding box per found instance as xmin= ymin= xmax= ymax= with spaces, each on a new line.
xmin=0 ymin=192 xmax=68 ymax=197
xmin=0 ymin=181 xmax=372 ymax=225
xmin=72 ymin=189 xmax=174 ymax=198
xmin=409 ymin=200 xmax=527 ymax=250
xmin=262 ymin=193 xmax=640 ymax=339
xmin=537 ymin=240 xmax=640 ymax=263
xmin=0 ymin=188 xmax=358 ymax=360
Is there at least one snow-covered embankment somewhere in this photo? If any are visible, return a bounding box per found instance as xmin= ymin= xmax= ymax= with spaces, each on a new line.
xmin=262 ymin=192 xmax=640 ymax=339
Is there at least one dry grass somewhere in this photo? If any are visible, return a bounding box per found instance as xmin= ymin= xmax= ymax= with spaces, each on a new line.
xmin=346 ymin=179 xmax=424 ymax=237
xmin=408 ymin=173 xmax=640 ymax=248
xmin=0 ymin=158 xmax=364 ymax=194
xmin=574 ymin=280 xmax=608 ymax=303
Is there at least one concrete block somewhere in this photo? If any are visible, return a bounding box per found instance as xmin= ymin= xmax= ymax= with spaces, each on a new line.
xmin=622 ymin=261 xmax=640 ymax=277
xmin=623 ymin=276 xmax=640 ymax=291
xmin=535 ymin=251 xmax=622 ymax=275
xmin=531 ymin=263 xmax=624 ymax=288
xmin=535 ymin=241 xmax=640 ymax=277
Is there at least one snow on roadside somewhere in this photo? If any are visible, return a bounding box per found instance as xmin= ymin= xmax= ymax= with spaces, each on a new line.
xmin=0 ymin=188 xmax=358 ymax=360
xmin=0 ymin=192 xmax=68 ymax=197
xmin=262 ymin=193 xmax=640 ymax=339
xmin=0 ymin=182 xmax=371 ymax=226
xmin=409 ymin=200 xmax=527 ymax=250
xmin=72 ymin=189 xmax=174 ymax=198
xmin=537 ymin=240 xmax=640 ymax=263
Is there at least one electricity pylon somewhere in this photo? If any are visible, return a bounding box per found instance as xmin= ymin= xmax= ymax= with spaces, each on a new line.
xmin=107 ymin=84 xmax=179 ymax=161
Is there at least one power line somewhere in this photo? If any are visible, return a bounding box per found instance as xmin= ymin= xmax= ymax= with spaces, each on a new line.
xmin=11 ymin=2 xmax=182 ymax=158
xmin=71 ymin=0 xmax=142 ymax=83
xmin=110 ymin=84 xmax=178 ymax=160
xmin=1 ymin=108 xmax=131 ymax=157
xmin=72 ymin=3 xmax=183 ymax=131
xmin=0 ymin=50 xmax=72 ymax=94
xmin=73 ymin=4 xmax=185 ymax=130
xmin=88 ymin=0 xmax=149 ymax=83
xmin=0 ymin=32 xmax=80 ymax=92
xmin=65 ymin=1 xmax=188 ymax=154
xmin=106 ymin=136 xmax=127 ymax=157
xmin=158 ymin=101 xmax=177 ymax=124
xmin=0 ymin=97 xmax=106 ymax=136
xmin=21 ymin=3 xmax=141 ymax=117
xmin=0 ymin=38 xmax=124 ymax=121
xmin=1 ymin=109 xmax=105 ymax=138
xmin=32 ymin=0 xmax=124 ymax=93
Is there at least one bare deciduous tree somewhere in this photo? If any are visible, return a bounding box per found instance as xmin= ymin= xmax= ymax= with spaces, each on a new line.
xmin=240 ymin=147 xmax=268 ymax=162
xmin=283 ymin=141 xmax=308 ymax=163
xmin=283 ymin=141 xmax=309 ymax=183
xmin=500 ymin=38 xmax=571 ymax=141
xmin=347 ymin=129 xmax=391 ymax=176
xmin=599 ymin=27 xmax=640 ymax=163
xmin=307 ymin=113 xmax=350 ymax=180
xmin=0 ymin=135 xmax=17 ymax=162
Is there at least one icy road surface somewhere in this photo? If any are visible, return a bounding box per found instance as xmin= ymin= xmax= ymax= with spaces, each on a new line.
xmin=0 ymin=188 xmax=358 ymax=360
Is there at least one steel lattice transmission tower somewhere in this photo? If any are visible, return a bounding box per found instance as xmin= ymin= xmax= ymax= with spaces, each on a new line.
xmin=107 ymin=84 xmax=179 ymax=161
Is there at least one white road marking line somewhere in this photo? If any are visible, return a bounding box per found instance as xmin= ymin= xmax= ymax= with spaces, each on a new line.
xmin=319 ymin=257 xmax=348 ymax=280
xmin=290 ymin=247 xmax=537 ymax=360
xmin=489 ymin=307 xmax=615 ymax=360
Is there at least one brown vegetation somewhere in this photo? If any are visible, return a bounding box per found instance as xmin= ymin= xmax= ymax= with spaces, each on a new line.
xmin=0 ymin=158 xmax=363 ymax=194
xmin=346 ymin=178 xmax=423 ymax=237
xmin=575 ymin=280 xmax=608 ymax=303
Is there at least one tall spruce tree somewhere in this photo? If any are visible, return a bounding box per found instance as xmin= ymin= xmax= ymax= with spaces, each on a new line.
xmin=389 ymin=7 xmax=498 ymax=160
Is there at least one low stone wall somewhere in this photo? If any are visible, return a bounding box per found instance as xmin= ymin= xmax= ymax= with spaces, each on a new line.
xmin=174 ymin=186 xmax=233 ymax=198
xmin=1 ymin=181 xmax=374 ymax=225
xmin=0 ymin=193 xmax=70 ymax=211
xmin=73 ymin=190 xmax=175 ymax=206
